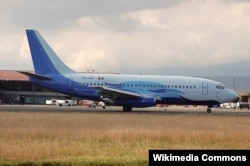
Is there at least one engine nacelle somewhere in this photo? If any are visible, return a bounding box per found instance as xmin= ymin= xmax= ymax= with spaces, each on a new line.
xmin=114 ymin=97 xmax=155 ymax=107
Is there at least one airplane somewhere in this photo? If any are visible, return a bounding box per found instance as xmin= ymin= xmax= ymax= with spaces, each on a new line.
xmin=20 ymin=29 xmax=238 ymax=113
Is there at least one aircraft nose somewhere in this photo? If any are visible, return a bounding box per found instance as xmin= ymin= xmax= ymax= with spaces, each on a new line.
xmin=229 ymin=90 xmax=238 ymax=101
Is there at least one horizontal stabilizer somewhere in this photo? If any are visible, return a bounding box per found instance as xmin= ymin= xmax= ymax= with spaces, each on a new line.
xmin=18 ymin=71 xmax=51 ymax=80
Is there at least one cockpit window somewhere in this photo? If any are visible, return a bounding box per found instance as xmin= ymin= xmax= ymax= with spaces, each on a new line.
xmin=216 ymin=84 xmax=225 ymax=89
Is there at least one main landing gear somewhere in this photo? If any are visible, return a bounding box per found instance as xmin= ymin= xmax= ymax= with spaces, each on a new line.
xmin=123 ymin=106 xmax=132 ymax=112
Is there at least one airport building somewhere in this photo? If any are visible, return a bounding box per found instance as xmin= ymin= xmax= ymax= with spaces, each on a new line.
xmin=0 ymin=70 xmax=67 ymax=104
xmin=0 ymin=70 xmax=250 ymax=105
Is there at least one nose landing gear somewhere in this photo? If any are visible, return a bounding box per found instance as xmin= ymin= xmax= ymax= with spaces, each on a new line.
xmin=207 ymin=107 xmax=212 ymax=113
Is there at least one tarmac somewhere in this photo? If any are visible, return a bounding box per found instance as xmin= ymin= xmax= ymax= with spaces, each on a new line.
xmin=0 ymin=104 xmax=250 ymax=116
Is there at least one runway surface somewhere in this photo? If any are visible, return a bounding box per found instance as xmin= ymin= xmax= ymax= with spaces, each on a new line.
xmin=0 ymin=104 xmax=250 ymax=116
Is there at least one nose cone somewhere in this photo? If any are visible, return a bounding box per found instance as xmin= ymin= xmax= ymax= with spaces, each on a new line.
xmin=228 ymin=89 xmax=238 ymax=102
xmin=220 ymin=89 xmax=239 ymax=103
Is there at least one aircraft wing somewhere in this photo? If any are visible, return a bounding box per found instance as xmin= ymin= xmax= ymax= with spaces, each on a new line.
xmin=99 ymin=86 xmax=143 ymax=100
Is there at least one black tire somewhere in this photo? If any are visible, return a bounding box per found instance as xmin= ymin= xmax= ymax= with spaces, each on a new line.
xmin=123 ymin=106 xmax=132 ymax=112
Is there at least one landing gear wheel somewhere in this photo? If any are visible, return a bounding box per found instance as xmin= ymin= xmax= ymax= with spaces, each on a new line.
xmin=207 ymin=108 xmax=212 ymax=113
xmin=123 ymin=106 xmax=132 ymax=112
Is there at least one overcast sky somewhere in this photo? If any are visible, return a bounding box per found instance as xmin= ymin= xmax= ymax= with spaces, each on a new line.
xmin=1 ymin=0 xmax=250 ymax=75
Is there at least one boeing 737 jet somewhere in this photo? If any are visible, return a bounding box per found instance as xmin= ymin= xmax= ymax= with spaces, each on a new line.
xmin=20 ymin=30 xmax=238 ymax=113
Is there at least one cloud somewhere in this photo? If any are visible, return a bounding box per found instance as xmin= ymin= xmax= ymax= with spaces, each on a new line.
xmin=53 ymin=0 xmax=250 ymax=73
xmin=1 ymin=0 xmax=250 ymax=76
xmin=0 ymin=31 xmax=33 ymax=70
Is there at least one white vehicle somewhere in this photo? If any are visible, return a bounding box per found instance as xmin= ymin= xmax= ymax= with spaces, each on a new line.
xmin=220 ymin=102 xmax=238 ymax=109
xmin=79 ymin=100 xmax=106 ymax=109
xmin=220 ymin=103 xmax=232 ymax=109
xmin=50 ymin=99 xmax=77 ymax=106
xmin=45 ymin=100 xmax=53 ymax=105
xmin=79 ymin=100 xmax=96 ymax=107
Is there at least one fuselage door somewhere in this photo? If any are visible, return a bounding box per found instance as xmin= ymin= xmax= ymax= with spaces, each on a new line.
xmin=202 ymin=82 xmax=208 ymax=95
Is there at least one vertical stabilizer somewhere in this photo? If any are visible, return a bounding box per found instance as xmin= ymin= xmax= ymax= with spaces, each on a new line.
xmin=26 ymin=30 xmax=75 ymax=75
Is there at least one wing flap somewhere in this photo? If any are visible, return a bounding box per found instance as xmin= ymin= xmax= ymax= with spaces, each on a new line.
xmin=100 ymin=86 xmax=143 ymax=99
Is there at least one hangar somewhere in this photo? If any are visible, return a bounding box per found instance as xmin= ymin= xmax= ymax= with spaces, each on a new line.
xmin=0 ymin=70 xmax=67 ymax=104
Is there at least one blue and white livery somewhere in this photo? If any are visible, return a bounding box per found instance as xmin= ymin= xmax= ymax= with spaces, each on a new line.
xmin=21 ymin=30 xmax=238 ymax=113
